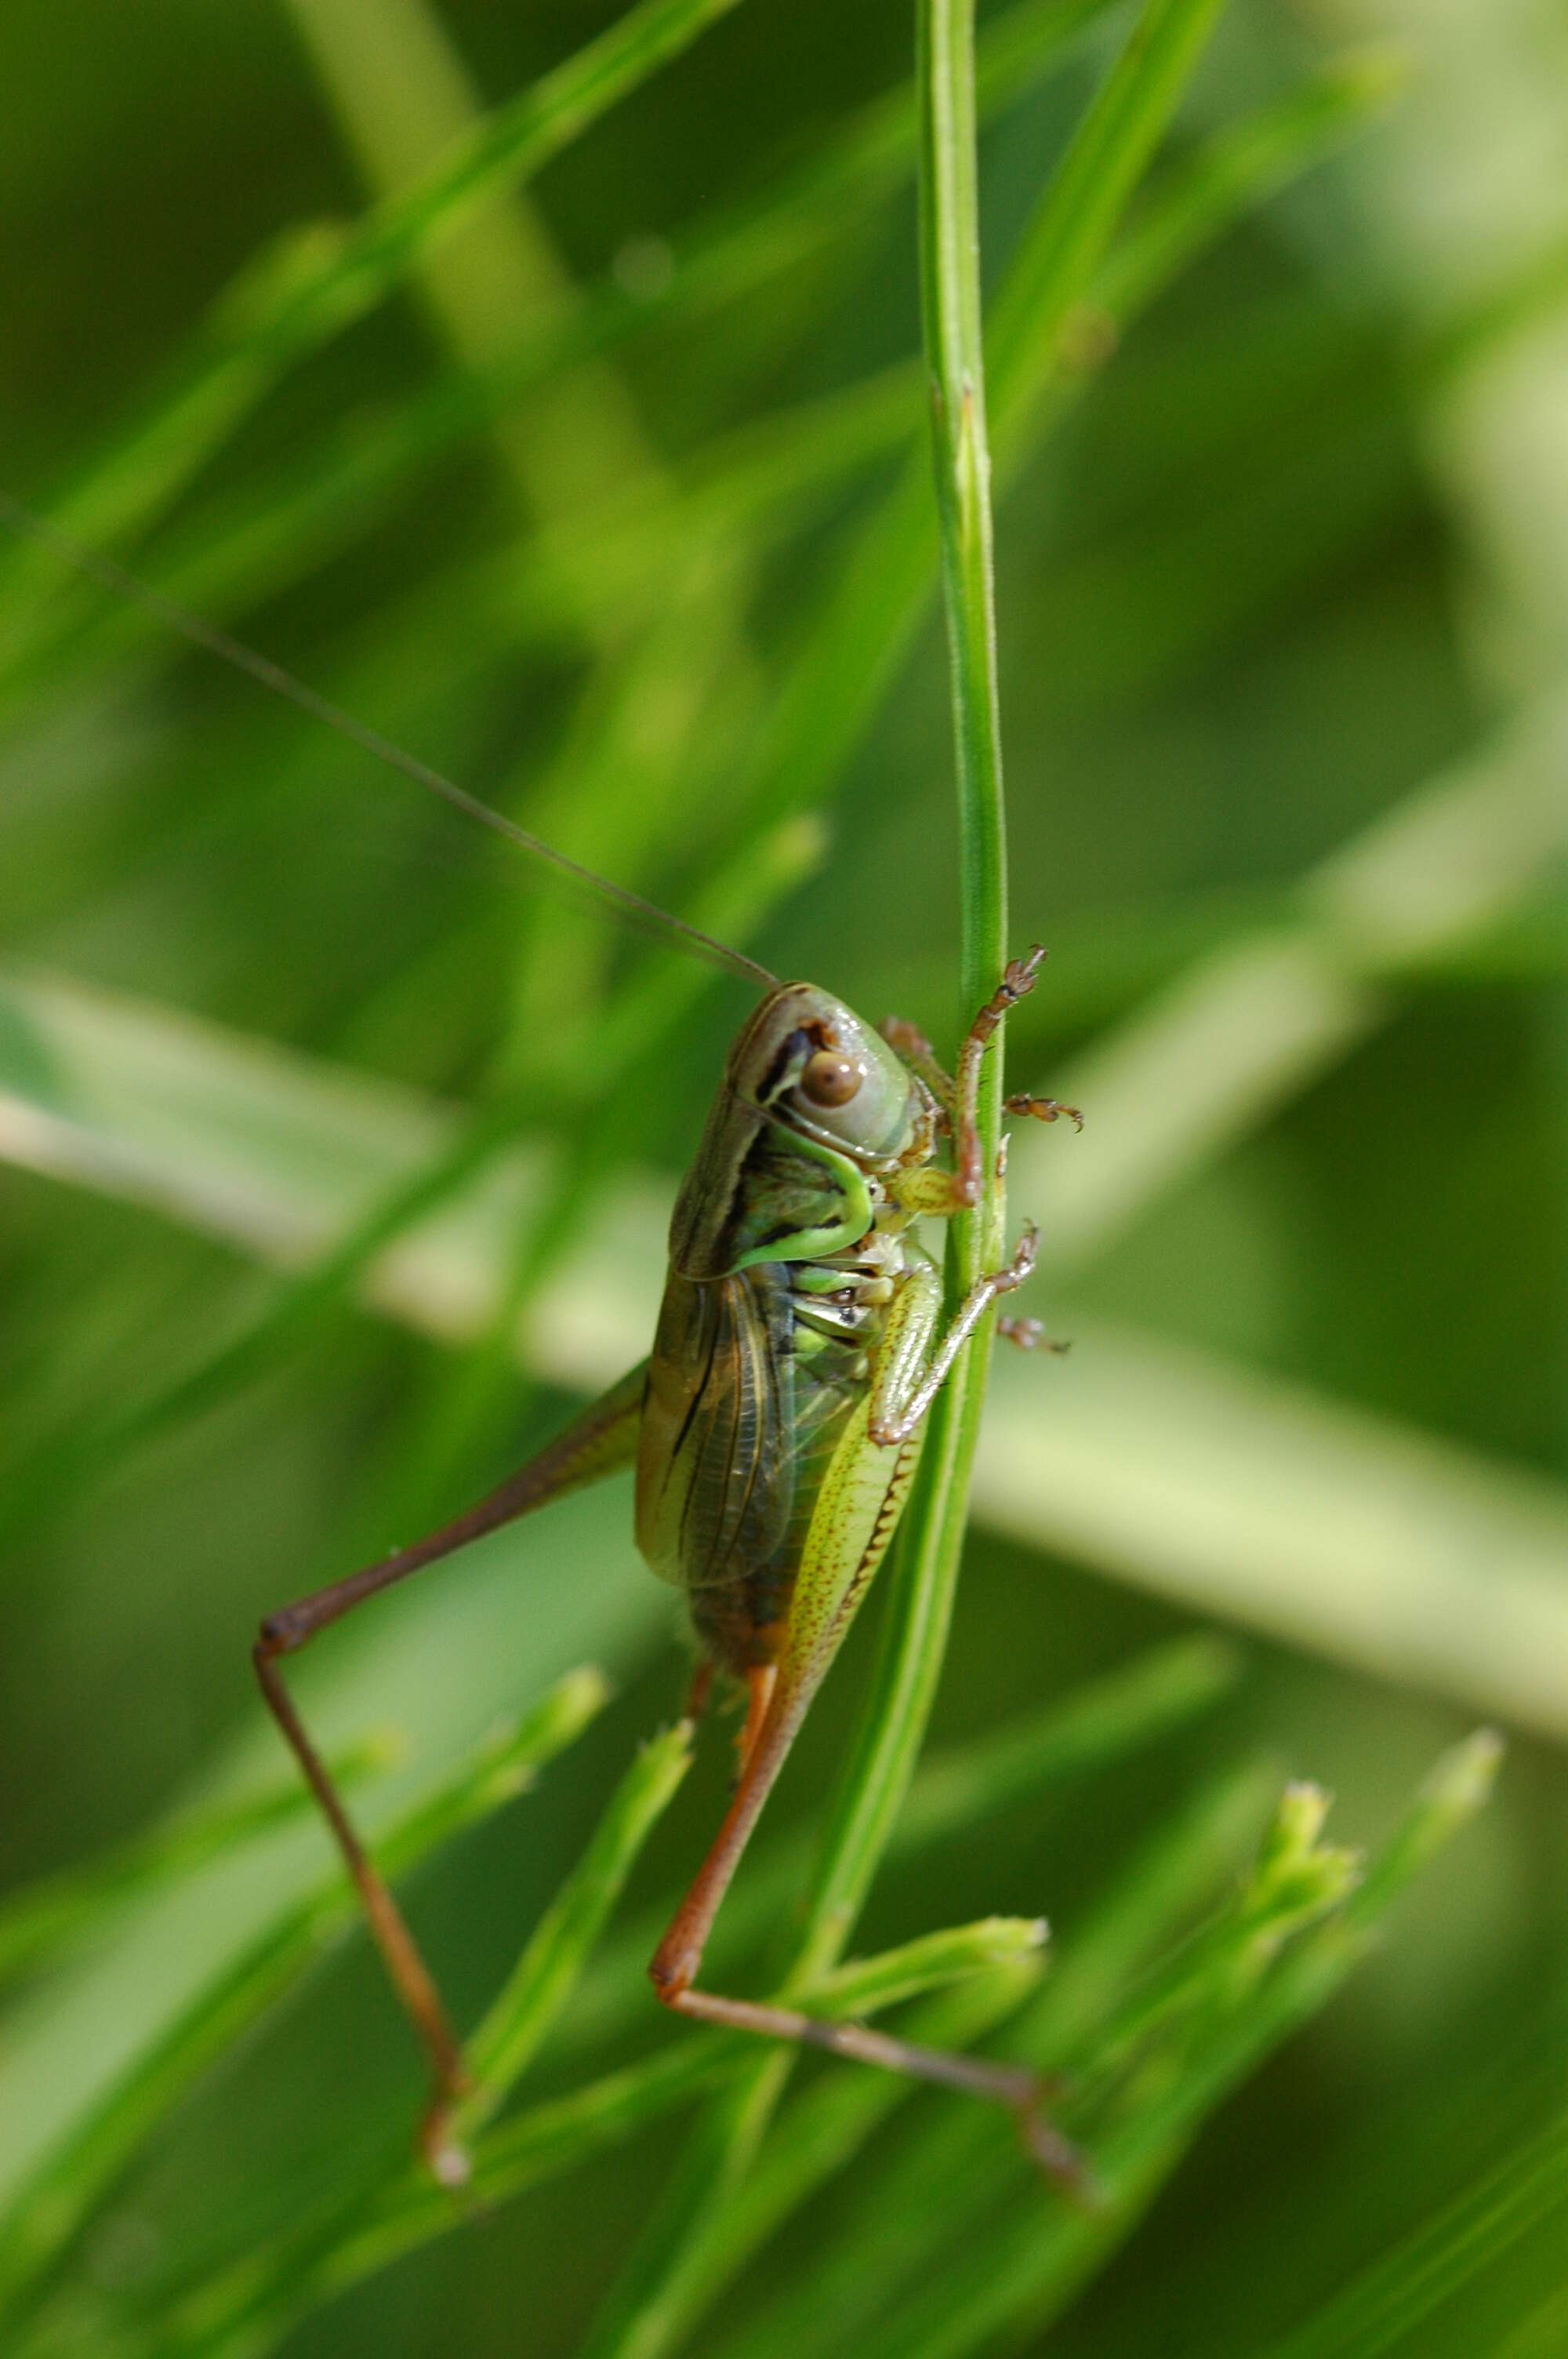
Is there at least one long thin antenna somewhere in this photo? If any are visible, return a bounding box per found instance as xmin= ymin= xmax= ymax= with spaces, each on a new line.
xmin=0 ymin=492 xmax=778 ymax=992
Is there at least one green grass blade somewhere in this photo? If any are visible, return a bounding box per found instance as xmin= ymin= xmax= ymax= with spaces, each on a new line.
xmin=709 ymin=1761 xmax=1277 ymax=2359
xmin=553 ymin=1637 xmax=1240 ymax=2061
xmin=0 ymin=1674 xmax=606 ymax=2325
xmin=985 ymin=0 xmax=1229 ymax=471
xmin=0 ymin=1736 xmax=390 ymax=1993
xmin=920 ymin=0 xmax=1009 ymax=1027
xmin=831 ymin=1741 xmax=1501 ymax=2359
xmin=1095 ymin=46 xmax=1409 ymax=322
xmin=1261 ymin=2112 xmax=1568 ymax=2359
xmin=456 ymin=1721 xmax=694 ymax=2137
xmin=577 ymin=8 xmax=1235 ymax=2356
xmin=156 ymin=1922 xmax=1048 ymax=2359
xmin=0 ymin=0 xmax=748 ymax=668
xmin=806 ymin=1917 xmax=1048 ymax=2016
xmin=797 ymin=0 xmax=1239 ymax=1993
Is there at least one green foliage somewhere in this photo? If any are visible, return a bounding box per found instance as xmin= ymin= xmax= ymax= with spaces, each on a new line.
xmin=0 ymin=1 xmax=1561 ymax=2356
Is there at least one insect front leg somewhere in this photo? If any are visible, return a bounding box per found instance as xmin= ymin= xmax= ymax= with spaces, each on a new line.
xmin=254 ymin=1361 xmax=646 ymax=2185
xmin=887 ymin=951 xmax=1081 ymax=1217
xmin=947 ymin=948 xmax=1082 ymax=1205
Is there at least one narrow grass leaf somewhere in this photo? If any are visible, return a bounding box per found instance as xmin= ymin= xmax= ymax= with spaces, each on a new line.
xmin=806 ymin=1917 xmax=1048 ymax=2018
xmin=457 ymin=1721 xmax=694 ymax=2135
xmin=0 ymin=1674 xmax=606 ymax=2326
xmin=555 ymin=1637 xmax=1242 ymax=2062
xmin=0 ymin=1738 xmax=391 ymax=1994
xmin=1261 ymin=2110 xmax=1568 ymax=2359
xmin=0 ymin=0 xmax=750 ymax=667
xmin=162 ymin=1923 xmax=1049 ymax=2359
xmin=834 ymin=1741 xmax=1499 ymax=2359
xmin=709 ymin=1761 xmax=1278 ymax=2359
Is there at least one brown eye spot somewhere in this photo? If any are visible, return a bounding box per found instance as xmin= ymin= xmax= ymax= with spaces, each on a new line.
xmin=800 ymin=1049 xmax=862 ymax=1108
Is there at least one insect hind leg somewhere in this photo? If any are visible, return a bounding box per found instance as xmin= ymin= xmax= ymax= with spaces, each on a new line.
xmin=649 ymin=1681 xmax=1081 ymax=2187
xmin=646 ymin=1383 xmax=1082 ymax=2187
xmin=253 ymin=1627 xmax=471 ymax=2184
xmin=252 ymin=1362 xmax=645 ymax=2183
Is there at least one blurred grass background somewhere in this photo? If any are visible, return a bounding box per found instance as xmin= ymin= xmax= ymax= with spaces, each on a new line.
xmin=0 ymin=1 xmax=1565 ymax=2354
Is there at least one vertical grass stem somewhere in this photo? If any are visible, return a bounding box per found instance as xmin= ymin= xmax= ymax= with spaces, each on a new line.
xmin=792 ymin=0 xmax=1014 ymax=1972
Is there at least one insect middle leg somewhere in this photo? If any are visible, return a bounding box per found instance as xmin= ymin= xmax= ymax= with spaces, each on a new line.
xmin=866 ymin=1223 xmax=1043 ymax=1447
xmin=253 ymin=1362 xmax=645 ymax=2183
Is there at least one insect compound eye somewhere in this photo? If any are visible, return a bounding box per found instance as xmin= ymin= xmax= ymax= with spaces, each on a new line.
xmin=799 ymin=1049 xmax=862 ymax=1109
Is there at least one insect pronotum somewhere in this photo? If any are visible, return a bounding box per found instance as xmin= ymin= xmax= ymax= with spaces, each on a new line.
xmin=0 ymin=495 xmax=1083 ymax=2186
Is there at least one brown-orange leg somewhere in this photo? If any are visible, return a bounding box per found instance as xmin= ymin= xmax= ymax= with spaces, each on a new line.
xmin=253 ymin=1363 xmax=644 ymax=2184
xmin=884 ymin=958 xmax=1080 ymax=1191
xmin=736 ymin=1663 xmax=777 ymax=1774
xmin=646 ymin=1380 xmax=1081 ymax=2184
xmin=880 ymin=1016 xmax=956 ymax=1119
xmin=647 ymin=1630 xmax=1079 ymax=2181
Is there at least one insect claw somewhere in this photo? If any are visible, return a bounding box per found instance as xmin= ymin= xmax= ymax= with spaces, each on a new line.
xmin=419 ymin=2103 xmax=474 ymax=2190
xmin=1000 ymin=945 xmax=1047 ymax=1003
xmin=1005 ymin=1092 xmax=1083 ymax=1131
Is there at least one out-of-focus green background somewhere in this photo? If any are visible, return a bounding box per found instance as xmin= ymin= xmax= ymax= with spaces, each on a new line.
xmin=1 ymin=2 xmax=1566 ymax=2355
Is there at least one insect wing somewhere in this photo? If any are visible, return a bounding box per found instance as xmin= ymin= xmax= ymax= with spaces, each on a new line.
xmin=635 ymin=1269 xmax=797 ymax=1605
